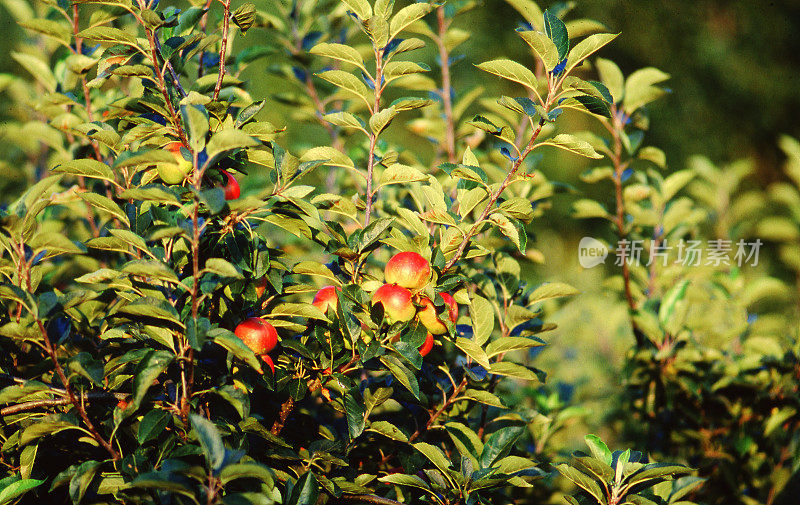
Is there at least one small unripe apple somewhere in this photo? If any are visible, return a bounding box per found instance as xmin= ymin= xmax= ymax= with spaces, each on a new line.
xmin=159 ymin=142 xmax=193 ymax=184
xmin=371 ymin=284 xmax=416 ymax=323
xmin=254 ymin=277 xmax=269 ymax=299
xmin=417 ymin=293 xmax=458 ymax=335
xmin=157 ymin=161 xmax=192 ymax=185
xmin=312 ymin=286 xmax=340 ymax=314
xmin=419 ymin=332 xmax=435 ymax=357
xmin=385 ymin=251 xmax=431 ymax=290
xmin=223 ymin=172 xmax=240 ymax=200
xmin=235 ymin=317 xmax=278 ymax=354
xmin=260 ymin=354 xmax=275 ymax=374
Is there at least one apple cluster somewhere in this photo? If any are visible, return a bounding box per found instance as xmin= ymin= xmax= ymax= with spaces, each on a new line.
xmin=370 ymin=252 xmax=458 ymax=357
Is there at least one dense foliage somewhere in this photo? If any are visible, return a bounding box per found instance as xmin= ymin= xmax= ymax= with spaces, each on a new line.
xmin=0 ymin=0 xmax=796 ymax=504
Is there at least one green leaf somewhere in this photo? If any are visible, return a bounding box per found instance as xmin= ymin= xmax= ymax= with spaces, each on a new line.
xmin=310 ymin=42 xmax=365 ymax=70
xmin=480 ymin=426 xmax=523 ymax=468
xmin=565 ymin=33 xmax=619 ymax=76
xmin=53 ymin=159 xmax=115 ymax=184
xmin=414 ymin=442 xmax=452 ymax=475
xmin=518 ymin=30 xmax=559 ymax=71
xmin=301 ymin=146 xmax=356 ymax=171
xmin=287 ymin=472 xmax=319 ymax=505
xmin=596 ymin=57 xmax=625 ymax=104
xmin=504 ymin=0 xmax=543 ymax=28
xmin=137 ymin=410 xmax=171 ymax=444
xmin=77 ymin=26 xmax=137 ymax=46
xmin=378 ymin=473 xmax=431 ymax=490
xmin=210 ymin=328 xmax=263 ymax=373
xmin=455 ymin=337 xmax=491 ymax=369
xmin=323 ymin=112 xmax=368 ymax=133
xmin=77 ymin=193 xmax=130 ymax=226
xmin=389 ymin=2 xmax=434 ymax=39
xmin=658 ymin=279 xmax=689 ymax=327
xmin=317 ymin=70 xmax=371 ymax=107
xmin=132 ymin=350 xmax=174 ymax=407
xmin=345 ymin=387 xmax=367 ymax=439
xmin=486 ymin=336 xmax=545 ymax=357
xmin=206 ymin=129 xmax=259 ymax=161
xmin=557 ymin=464 xmax=604 ymax=503
xmin=584 ymin=435 xmax=613 ymax=466
xmin=181 ymin=104 xmax=210 ymax=152
xmin=204 ymin=258 xmax=243 ymax=278
xmin=219 ymin=463 xmax=275 ymax=487
xmin=369 ymin=107 xmax=398 ymax=134
xmin=470 ymin=295 xmax=494 ymax=345
xmin=0 ymin=478 xmax=44 ymax=505
xmin=488 ymin=362 xmax=544 ymax=382
xmin=543 ymin=9 xmax=569 ymax=60
xmin=626 ymin=463 xmax=692 ymax=487
xmin=341 ymin=0 xmax=371 ymax=19
xmin=537 ymin=134 xmax=602 ymax=159
xmin=529 ymin=282 xmax=579 ymax=305
xmin=572 ymin=199 xmax=611 ymax=219
xmin=368 ymin=421 xmax=408 ymax=442
xmin=623 ymin=67 xmax=670 ymax=113
xmin=476 ymin=59 xmax=538 ymax=91
xmin=380 ymin=356 xmax=420 ymax=399
xmin=459 ymin=389 xmax=505 ymax=408
xmin=380 ymin=163 xmax=426 ymax=186
xmin=190 ymin=414 xmax=226 ymax=471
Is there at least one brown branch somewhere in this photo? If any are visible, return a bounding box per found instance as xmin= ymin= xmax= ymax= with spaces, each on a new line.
xmin=270 ymin=397 xmax=295 ymax=436
xmin=212 ymin=0 xmax=232 ymax=102
xmin=608 ymin=106 xmax=644 ymax=346
xmin=442 ymin=117 xmax=547 ymax=272
xmin=142 ymin=25 xmax=189 ymax=147
xmin=435 ymin=6 xmax=456 ymax=163
xmin=409 ymin=377 xmax=468 ymax=443
xmin=34 ymin=319 xmax=119 ymax=460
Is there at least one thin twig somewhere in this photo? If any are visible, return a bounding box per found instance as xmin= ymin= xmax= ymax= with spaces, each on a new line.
xmin=435 ymin=6 xmax=456 ymax=163
xmin=364 ymin=45 xmax=385 ymax=226
xmin=442 ymin=117 xmax=547 ymax=272
xmin=212 ymin=0 xmax=231 ymax=101
xmin=1 ymin=391 xmax=125 ymax=416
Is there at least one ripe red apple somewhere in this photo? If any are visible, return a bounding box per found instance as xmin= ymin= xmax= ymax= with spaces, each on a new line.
xmin=223 ymin=172 xmax=240 ymax=200
xmin=419 ymin=332 xmax=435 ymax=357
xmin=261 ymin=354 xmax=275 ymax=373
xmin=417 ymin=292 xmax=458 ymax=335
xmin=371 ymin=284 xmax=416 ymax=323
xmin=235 ymin=317 xmax=278 ymax=354
xmin=384 ymin=251 xmax=430 ymax=290
xmin=312 ymin=286 xmax=340 ymax=314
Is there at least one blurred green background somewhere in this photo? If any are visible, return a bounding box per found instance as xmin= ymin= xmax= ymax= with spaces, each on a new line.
xmin=3 ymin=0 xmax=800 ymax=175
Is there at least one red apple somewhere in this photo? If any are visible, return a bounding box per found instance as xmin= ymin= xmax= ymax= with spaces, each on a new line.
xmin=116 ymin=399 xmax=129 ymax=410
xmin=223 ymin=172 xmax=240 ymax=200
xmin=312 ymin=286 xmax=340 ymax=314
xmin=419 ymin=332 xmax=435 ymax=357
xmin=235 ymin=317 xmax=278 ymax=354
xmin=260 ymin=354 xmax=275 ymax=374
xmin=384 ymin=251 xmax=430 ymax=290
xmin=417 ymin=293 xmax=458 ymax=334
xmin=371 ymin=284 xmax=416 ymax=323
